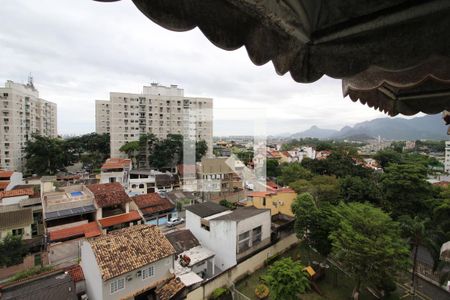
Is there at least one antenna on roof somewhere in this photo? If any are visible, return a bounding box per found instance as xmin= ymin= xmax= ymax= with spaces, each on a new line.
xmin=27 ymin=73 xmax=35 ymax=90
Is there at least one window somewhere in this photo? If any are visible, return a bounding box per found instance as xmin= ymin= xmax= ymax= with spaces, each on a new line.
xmin=110 ymin=278 xmax=125 ymax=294
xmin=142 ymin=265 xmax=155 ymax=279
xmin=252 ymin=226 xmax=262 ymax=245
xmin=238 ymin=230 xmax=251 ymax=253
xmin=262 ymin=197 xmax=266 ymax=206
xmin=12 ymin=228 xmax=24 ymax=236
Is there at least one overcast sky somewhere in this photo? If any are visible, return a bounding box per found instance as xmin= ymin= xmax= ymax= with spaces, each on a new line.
xmin=1 ymin=0 xmax=399 ymax=136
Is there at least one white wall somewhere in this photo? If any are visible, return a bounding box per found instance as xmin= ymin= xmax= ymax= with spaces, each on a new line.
xmin=186 ymin=210 xmax=237 ymax=270
xmin=81 ymin=240 xmax=174 ymax=300
xmin=81 ymin=241 xmax=103 ymax=300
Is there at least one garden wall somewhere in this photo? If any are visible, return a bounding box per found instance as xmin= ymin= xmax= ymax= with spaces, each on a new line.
xmin=186 ymin=234 xmax=299 ymax=300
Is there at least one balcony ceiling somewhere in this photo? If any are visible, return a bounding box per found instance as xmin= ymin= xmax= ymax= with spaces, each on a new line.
xmin=95 ymin=0 xmax=450 ymax=116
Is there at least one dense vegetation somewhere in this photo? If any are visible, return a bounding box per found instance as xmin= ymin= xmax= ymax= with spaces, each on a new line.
xmin=272 ymin=142 xmax=450 ymax=299
xmin=24 ymin=133 xmax=110 ymax=175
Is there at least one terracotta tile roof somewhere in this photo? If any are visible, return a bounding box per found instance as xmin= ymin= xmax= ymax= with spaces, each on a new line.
xmin=87 ymin=182 xmax=131 ymax=208
xmin=248 ymin=191 xmax=274 ymax=197
xmin=0 ymin=208 xmax=33 ymax=230
xmin=165 ymin=229 xmax=200 ymax=254
xmin=98 ymin=211 xmax=142 ymax=228
xmin=0 ymin=188 xmax=34 ymax=200
xmin=266 ymin=180 xmax=279 ymax=190
xmin=88 ymin=224 xmax=176 ymax=280
xmin=156 ymin=277 xmax=185 ymax=300
xmin=0 ymin=170 xmax=13 ymax=179
xmin=101 ymin=158 xmax=131 ymax=170
xmin=132 ymin=193 xmax=175 ymax=215
xmin=433 ymin=181 xmax=450 ymax=187
xmin=278 ymin=187 xmax=296 ymax=193
xmin=177 ymin=164 xmax=196 ymax=177
xmin=0 ymin=181 xmax=10 ymax=190
xmin=66 ymin=265 xmax=85 ymax=283
xmin=48 ymin=222 xmax=102 ymax=242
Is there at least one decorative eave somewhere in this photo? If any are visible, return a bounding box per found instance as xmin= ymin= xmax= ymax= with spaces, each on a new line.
xmin=343 ymin=56 xmax=450 ymax=116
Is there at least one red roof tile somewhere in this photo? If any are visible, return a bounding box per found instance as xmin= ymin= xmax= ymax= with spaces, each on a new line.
xmin=278 ymin=187 xmax=296 ymax=193
xmin=66 ymin=265 xmax=85 ymax=282
xmin=98 ymin=211 xmax=142 ymax=228
xmin=0 ymin=171 xmax=13 ymax=179
xmin=248 ymin=191 xmax=274 ymax=197
xmin=48 ymin=222 xmax=102 ymax=242
xmin=101 ymin=158 xmax=131 ymax=170
xmin=0 ymin=188 xmax=34 ymax=200
xmin=132 ymin=193 xmax=175 ymax=215
xmin=87 ymin=182 xmax=131 ymax=208
xmin=433 ymin=181 xmax=450 ymax=187
xmin=177 ymin=164 xmax=196 ymax=177
xmin=0 ymin=181 xmax=10 ymax=191
xmin=266 ymin=180 xmax=279 ymax=190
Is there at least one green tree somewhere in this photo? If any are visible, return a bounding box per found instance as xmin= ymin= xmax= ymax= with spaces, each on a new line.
xmin=24 ymin=134 xmax=69 ymax=175
xmin=381 ymin=163 xmax=433 ymax=218
xmin=373 ymin=149 xmax=403 ymax=169
xmin=196 ymin=140 xmax=208 ymax=162
xmin=119 ymin=141 xmax=140 ymax=167
xmin=339 ymin=175 xmax=382 ymax=205
xmin=266 ymin=159 xmax=280 ymax=178
xmin=330 ymin=202 xmax=410 ymax=299
xmin=292 ymin=193 xmax=336 ymax=258
xmin=262 ymin=258 xmax=310 ymax=300
xmin=279 ymin=162 xmax=312 ymax=185
xmin=398 ymin=216 xmax=436 ymax=298
xmin=0 ymin=234 xmax=27 ymax=267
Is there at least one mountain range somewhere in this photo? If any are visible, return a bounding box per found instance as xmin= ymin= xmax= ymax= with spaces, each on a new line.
xmin=290 ymin=114 xmax=448 ymax=140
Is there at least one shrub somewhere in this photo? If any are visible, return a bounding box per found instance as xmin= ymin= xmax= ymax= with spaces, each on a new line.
xmin=255 ymin=284 xmax=270 ymax=299
xmin=210 ymin=287 xmax=230 ymax=300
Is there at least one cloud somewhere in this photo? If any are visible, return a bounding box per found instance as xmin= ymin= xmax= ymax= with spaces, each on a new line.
xmin=0 ymin=0 xmax=393 ymax=136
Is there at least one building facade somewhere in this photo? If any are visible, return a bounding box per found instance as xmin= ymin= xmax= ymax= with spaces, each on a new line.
xmin=445 ymin=141 xmax=450 ymax=173
xmin=0 ymin=80 xmax=57 ymax=171
xmin=95 ymin=83 xmax=213 ymax=160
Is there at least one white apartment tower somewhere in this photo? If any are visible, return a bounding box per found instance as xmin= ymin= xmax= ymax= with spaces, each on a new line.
xmin=96 ymin=83 xmax=213 ymax=159
xmin=445 ymin=141 xmax=450 ymax=173
xmin=0 ymin=80 xmax=57 ymax=171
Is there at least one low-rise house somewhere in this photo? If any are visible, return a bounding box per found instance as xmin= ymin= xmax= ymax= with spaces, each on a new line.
xmin=155 ymin=277 xmax=185 ymax=300
xmin=177 ymin=164 xmax=198 ymax=192
xmin=199 ymin=157 xmax=243 ymax=203
xmin=129 ymin=169 xmax=156 ymax=194
xmin=131 ymin=193 xmax=176 ymax=226
xmin=0 ymin=205 xmax=33 ymax=240
xmin=0 ymin=170 xmax=23 ymax=191
xmin=166 ymin=229 xmax=215 ymax=284
xmin=245 ymin=187 xmax=297 ymax=217
xmin=165 ymin=190 xmax=202 ymax=210
xmin=186 ymin=202 xmax=271 ymax=270
xmin=87 ymin=182 xmax=143 ymax=233
xmin=155 ymin=173 xmax=179 ymax=193
xmin=67 ymin=264 xmax=87 ymax=297
xmin=315 ymin=150 xmax=332 ymax=160
xmin=0 ymin=269 xmax=77 ymax=300
xmin=81 ymin=225 xmax=176 ymax=300
xmin=100 ymin=158 xmax=132 ymax=189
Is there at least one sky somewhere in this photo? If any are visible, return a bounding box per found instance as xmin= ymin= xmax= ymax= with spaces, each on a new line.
xmin=0 ymin=0 xmax=397 ymax=136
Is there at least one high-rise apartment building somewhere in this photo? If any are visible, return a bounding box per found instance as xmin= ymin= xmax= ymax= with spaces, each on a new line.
xmin=445 ymin=141 xmax=450 ymax=173
xmin=96 ymin=83 xmax=213 ymax=162
xmin=0 ymin=80 xmax=57 ymax=171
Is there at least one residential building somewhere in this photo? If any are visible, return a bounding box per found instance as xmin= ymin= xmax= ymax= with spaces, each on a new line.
xmin=0 ymin=170 xmax=23 ymax=191
xmin=43 ymin=185 xmax=97 ymax=234
xmin=0 ymin=80 xmax=57 ymax=171
xmin=245 ymin=187 xmax=297 ymax=217
xmin=100 ymin=158 xmax=132 ymax=188
xmin=177 ymin=164 xmax=198 ymax=192
xmin=165 ymin=190 xmax=202 ymax=209
xmin=81 ymin=225 xmax=175 ymax=300
xmin=129 ymin=169 xmax=156 ymax=194
xmin=0 ymin=269 xmax=77 ymax=300
xmin=87 ymin=182 xmax=143 ymax=233
xmin=131 ymin=193 xmax=176 ymax=226
xmin=95 ymin=83 xmax=213 ymax=161
xmin=155 ymin=173 xmax=179 ymax=193
xmin=167 ymin=230 xmax=215 ymax=285
xmin=199 ymin=157 xmax=243 ymax=202
xmin=445 ymin=141 xmax=450 ymax=173
xmin=186 ymin=202 xmax=271 ymax=270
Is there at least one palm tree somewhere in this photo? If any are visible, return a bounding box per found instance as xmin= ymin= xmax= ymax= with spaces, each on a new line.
xmin=399 ymin=216 xmax=435 ymax=299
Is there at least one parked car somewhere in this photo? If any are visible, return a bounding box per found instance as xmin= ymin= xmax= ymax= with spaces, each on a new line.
xmin=167 ymin=217 xmax=184 ymax=227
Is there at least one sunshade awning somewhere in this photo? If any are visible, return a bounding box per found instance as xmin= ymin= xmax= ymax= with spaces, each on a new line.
xmin=94 ymin=0 xmax=450 ymax=116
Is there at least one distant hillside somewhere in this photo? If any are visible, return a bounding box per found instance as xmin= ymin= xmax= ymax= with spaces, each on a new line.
xmin=290 ymin=114 xmax=448 ymax=140
xmin=291 ymin=125 xmax=339 ymax=139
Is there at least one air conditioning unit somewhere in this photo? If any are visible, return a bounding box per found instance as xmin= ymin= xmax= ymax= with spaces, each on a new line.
xmin=136 ymin=270 xmax=142 ymax=277
xmin=126 ymin=275 xmax=133 ymax=281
